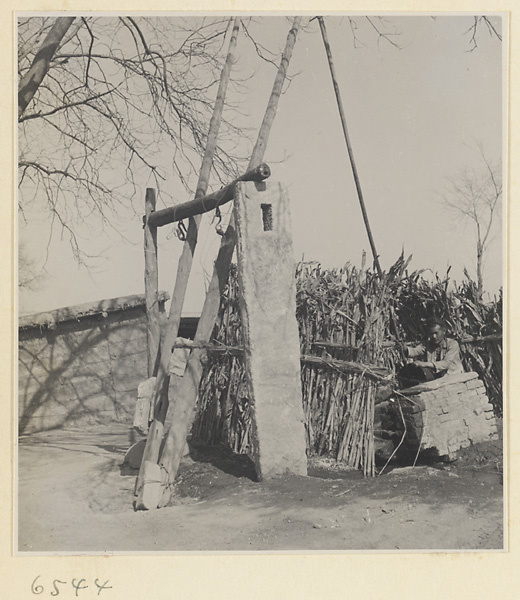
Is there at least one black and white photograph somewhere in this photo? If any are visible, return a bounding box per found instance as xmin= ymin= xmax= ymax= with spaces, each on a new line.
xmin=16 ymin=13 xmax=504 ymax=554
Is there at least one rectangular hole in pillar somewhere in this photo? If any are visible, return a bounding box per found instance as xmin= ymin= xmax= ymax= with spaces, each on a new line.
xmin=261 ymin=203 xmax=273 ymax=231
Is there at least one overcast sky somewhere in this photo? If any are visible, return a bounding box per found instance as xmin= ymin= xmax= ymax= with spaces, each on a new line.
xmin=18 ymin=14 xmax=504 ymax=315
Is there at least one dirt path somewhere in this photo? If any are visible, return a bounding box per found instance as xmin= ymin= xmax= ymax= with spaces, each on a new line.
xmin=17 ymin=425 xmax=503 ymax=553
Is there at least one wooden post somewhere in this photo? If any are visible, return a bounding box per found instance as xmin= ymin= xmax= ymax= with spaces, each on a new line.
xmin=156 ymin=17 xmax=302 ymax=507
xmin=134 ymin=17 xmax=242 ymax=509
xmin=317 ymin=17 xmax=382 ymax=278
xmin=144 ymin=188 xmax=160 ymax=377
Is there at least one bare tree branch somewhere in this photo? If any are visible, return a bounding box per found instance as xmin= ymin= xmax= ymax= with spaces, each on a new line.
xmin=18 ymin=16 xmax=250 ymax=264
xmin=465 ymin=16 xmax=502 ymax=52
xmin=441 ymin=147 xmax=502 ymax=298
xmin=19 ymin=88 xmax=115 ymax=122
xmin=365 ymin=16 xmax=403 ymax=49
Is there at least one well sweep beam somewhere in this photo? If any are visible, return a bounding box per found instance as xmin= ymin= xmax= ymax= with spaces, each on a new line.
xmin=147 ymin=164 xmax=271 ymax=228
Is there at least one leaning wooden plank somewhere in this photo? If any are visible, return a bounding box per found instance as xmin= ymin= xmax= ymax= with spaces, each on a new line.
xmin=135 ymin=461 xmax=167 ymax=510
xmin=157 ymin=17 xmax=303 ymax=508
xmin=134 ymin=18 xmax=242 ymax=509
xmin=158 ymin=234 xmax=236 ymax=507
xmin=147 ymin=163 xmax=271 ymax=228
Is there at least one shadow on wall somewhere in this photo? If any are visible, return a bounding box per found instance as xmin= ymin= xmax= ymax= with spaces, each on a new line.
xmin=18 ymin=307 xmax=150 ymax=435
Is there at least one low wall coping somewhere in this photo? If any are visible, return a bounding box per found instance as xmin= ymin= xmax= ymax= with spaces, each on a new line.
xmin=19 ymin=291 xmax=170 ymax=331
xmin=399 ymin=371 xmax=479 ymax=396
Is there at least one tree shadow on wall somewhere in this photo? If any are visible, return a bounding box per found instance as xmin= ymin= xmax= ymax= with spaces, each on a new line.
xmin=18 ymin=312 xmax=146 ymax=435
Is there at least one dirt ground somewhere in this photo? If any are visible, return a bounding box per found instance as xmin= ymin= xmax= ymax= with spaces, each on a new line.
xmin=17 ymin=422 xmax=504 ymax=553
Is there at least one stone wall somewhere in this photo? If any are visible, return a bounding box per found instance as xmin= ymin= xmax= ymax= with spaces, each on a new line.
xmin=398 ymin=372 xmax=498 ymax=460
xmin=18 ymin=294 xmax=198 ymax=435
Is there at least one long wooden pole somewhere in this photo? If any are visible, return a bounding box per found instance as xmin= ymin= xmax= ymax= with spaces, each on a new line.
xmin=317 ymin=16 xmax=382 ymax=277
xmin=148 ymin=164 xmax=271 ymax=227
xmin=156 ymin=17 xmax=303 ymax=505
xmin=135 ymin=18 xmax=241 ymax=506
xmin=144 ymin=188 xmax=160 ymax=377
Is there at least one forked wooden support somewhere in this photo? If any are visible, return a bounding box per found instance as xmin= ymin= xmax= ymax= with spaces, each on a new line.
xmin=135 ymin=16 xmax=302 ymax=510
xmin=134 ymin=18 xmax=242 ymax=509
xmin=153 ymin=17 xmax=303 ymax=509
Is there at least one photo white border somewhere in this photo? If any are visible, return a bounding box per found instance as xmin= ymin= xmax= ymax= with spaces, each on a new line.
xmin=3 ymin=2 xmax=516 ymax=598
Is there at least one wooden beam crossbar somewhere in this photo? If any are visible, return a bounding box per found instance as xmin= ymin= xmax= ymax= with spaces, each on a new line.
xmin=170 ymin=341 xmax=390 ymax=380
xmin=147 ymin=163 xmax=271 ymax=228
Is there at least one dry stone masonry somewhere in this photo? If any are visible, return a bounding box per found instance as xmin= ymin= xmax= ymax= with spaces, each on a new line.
xmin=399 ymin=372 xmax=498 ymax=460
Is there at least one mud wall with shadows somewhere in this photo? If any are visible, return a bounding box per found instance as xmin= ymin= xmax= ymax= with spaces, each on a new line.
xmin=18 ymin=305 xmax=153 ymax=435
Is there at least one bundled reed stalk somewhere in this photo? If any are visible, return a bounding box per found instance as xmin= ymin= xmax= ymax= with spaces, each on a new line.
xmin=194 ymin=260 xmax=401 ymax=476
xmin=191 ymin=265 xmax=253 ymax=453
xmin=192 ymin=255 xmax=502 ymax=474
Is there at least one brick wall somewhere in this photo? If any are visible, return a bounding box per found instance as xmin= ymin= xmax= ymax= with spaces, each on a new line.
xmin=399 ymin=372 xmax=498 ymax=460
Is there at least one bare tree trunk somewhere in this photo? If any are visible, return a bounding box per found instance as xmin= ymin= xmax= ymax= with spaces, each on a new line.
xmin=134 ymin=17 xmax=241 ymax=508
xmin=477 ymin=242 xmax=484 ymax=300
xmin=18 ymin=17 xmax=76 ymax=118
xmin=156 ymin=17 xmax=302 ymax=504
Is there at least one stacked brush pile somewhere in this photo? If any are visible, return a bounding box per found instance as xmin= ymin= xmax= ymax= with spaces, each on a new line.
xmin=192 ymin=255 xmax=502 ymax=475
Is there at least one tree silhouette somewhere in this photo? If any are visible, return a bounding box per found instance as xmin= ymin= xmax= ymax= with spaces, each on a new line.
xmin=18 ymin=15 xmax=502 ymax=266
xmin=443 ymin=150 xmax=502 ymax=299
xmin=18 ymin=16 xmax=246 ymax=262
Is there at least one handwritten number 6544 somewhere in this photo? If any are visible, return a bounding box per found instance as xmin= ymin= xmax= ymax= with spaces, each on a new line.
xmin=31 ymin=575 xmax=112 ymax=596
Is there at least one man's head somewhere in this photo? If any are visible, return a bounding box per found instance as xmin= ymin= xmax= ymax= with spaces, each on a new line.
xmin=427 ymin=319 xmax=446 ymax=347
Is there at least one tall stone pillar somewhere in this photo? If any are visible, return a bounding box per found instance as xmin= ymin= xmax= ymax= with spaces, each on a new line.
xmin=234 ymin=180 xmax=307 ymax=478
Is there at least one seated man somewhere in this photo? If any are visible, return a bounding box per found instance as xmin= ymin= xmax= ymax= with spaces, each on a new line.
xmin=404 ymin=319 xmax=463 ymax=382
